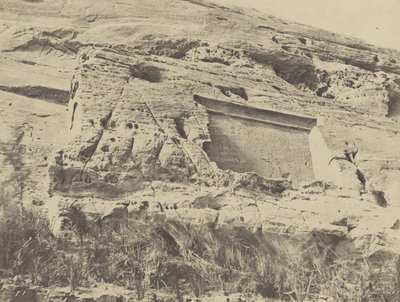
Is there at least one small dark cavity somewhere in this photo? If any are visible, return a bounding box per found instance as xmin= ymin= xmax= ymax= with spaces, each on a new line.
xmin=100 ymin=113 xmax=111 ymax=128
xmin=31 ymin=113 xmax=50 ymax=118
xmin=316 ymin=86 xmax=329 ymax=97
xmin=356 ymin=169 xmax=366 ymax=192
xmin=84 ymin=14 xmax=98 ymax=23
xmin=70 ymin=81 xmax=79 ymax=100
xmin=0 ymin=85 xmax=69 ymax=105
xmin=201 ymin=57 xmax=231 ymax=66
xmin=305 ymin=52 xmax=313 ymax=59
xmin=257 ymin=25 xmax=275 ymax=31
xmin=20 ymin=60 xmax=37 ymax=65
xmin=101 ymin=145 xmax=109 ymax=152
xmin=70 ymin=102 xmax=78 ymax=130
xmin=391 ymin=219 xmax=400 ymax=230
xmin=79 ymin=144 xmax=97 ymax=161
xmin=174 ymin=118 xmax=188 ymax=139
xmin=331 ymin=217 xmax=348 ymax=227
xmin=298 ymin=37 xmax=307 ymax=45
xmin=193 ymin=195 xmax=221 ymax=210
xmin=324 ymin=93 xmax=335 ymax=99
xmin=139 ymin=201 xmax=149 ymax=211
xmin=43 ymin=29 xmax=77 ymax=39
xmin=130 ymin=64 xmax=164 ymax=83
xmin=171 ymin=137 xmax=181 ymax=145
xmin=182 ymin=0 xmax=217 ymax=9
xmin=126 ymin=122 xmax=133 ymax=129
xmin=272 ymin=85 xmax=282 ymax=92
xmin=202 ymin=141 xmax=211 ymax=153
xmin=81 ymin=53 xmax=88 ymax=62
xmin=372 ymin=190 xmax=387 ymax=207
xmin=271 ymin=36 xmax=279 ymax=44
xmin=216 ymin=86 xmax=248 ymax=101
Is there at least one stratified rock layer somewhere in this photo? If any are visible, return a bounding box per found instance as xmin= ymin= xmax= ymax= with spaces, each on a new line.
xmin=1 ymin=0 xmax=399 ymax=202
xmin=48 ymin=41 xmax=400 ymax=200
xmin=1 ymin=0 xmax=400 ymax=300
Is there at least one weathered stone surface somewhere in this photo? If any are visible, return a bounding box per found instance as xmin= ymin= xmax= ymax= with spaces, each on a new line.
xmin=47 ymin=48 xmax=300 ymax=197
xmin=1 ymin=0 xmax=400 ymax=300
xmin=1 ymin=0 xmax=400 ymax=202
xmin=0 ymin=0 xmax=398 ymax=249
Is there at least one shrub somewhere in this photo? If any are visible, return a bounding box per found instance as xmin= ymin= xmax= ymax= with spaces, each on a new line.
xmin=0 ymin=209 xmax=71 ymax=286
xmin=1 ymin=207 xmax=399 ymax=300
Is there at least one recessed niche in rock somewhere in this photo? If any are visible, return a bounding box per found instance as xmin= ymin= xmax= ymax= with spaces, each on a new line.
xmin=387 ymin=87 xmax=400 ymax=118
xmin=195 ymin=95 xmax=318 ymax=185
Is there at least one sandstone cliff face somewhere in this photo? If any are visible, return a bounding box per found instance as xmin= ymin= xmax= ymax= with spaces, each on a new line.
xmin=1 ymin=0 xmax=400 ymax=300
xmin=44 ymin=41 xmax=400 ymax=200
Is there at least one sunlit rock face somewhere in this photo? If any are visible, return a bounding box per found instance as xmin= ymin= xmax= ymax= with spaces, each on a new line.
xmin=205 ymin=113 xmax=314 ymax=184
xmin=45 ymin=23 xmax=400 ymax=197
xmin=49 ymin=49 xmax=213 ymax=197
xmin=1 ymin=2 xmax=400 ymax=295
xmin=48 ymin=48 xmax=299 ymax=198
xmin=47 ymin=48 xmax=357 ymax=198
xmin=1 ymin=0 xmax=399 ymax=201
xmin=196 ymin=96 xmax=317 ymax=185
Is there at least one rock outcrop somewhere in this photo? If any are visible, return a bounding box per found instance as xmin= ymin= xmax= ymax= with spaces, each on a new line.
xmin=48 ymin=47 xmax=302 ymax=197
xmin=1 ymin=0 xmax=400 ymax=300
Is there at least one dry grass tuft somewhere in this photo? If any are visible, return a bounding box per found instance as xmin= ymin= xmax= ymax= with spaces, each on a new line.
xmin=0 ymin=208 xmax=399 ymax=300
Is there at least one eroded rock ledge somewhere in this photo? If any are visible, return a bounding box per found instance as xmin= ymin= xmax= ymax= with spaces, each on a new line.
xmin=50 ymin=46 xmax=385 ymax=199
xmin=49 ymin=47 xmax=297 ymax=198
xmin=2 ymin=0 xmax=400 ymax=299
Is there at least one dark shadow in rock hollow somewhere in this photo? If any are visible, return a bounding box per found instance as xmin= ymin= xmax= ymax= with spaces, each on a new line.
xmin=0 ymin=85 xmax=69 ymax=105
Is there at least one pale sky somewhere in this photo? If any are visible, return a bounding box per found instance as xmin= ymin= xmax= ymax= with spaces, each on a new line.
xmin=213 ymin=0 xmax=400 ymax=50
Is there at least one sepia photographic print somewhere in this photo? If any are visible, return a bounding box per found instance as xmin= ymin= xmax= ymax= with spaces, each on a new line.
xmin=0 ymin=0 xmax=399 ymax=301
